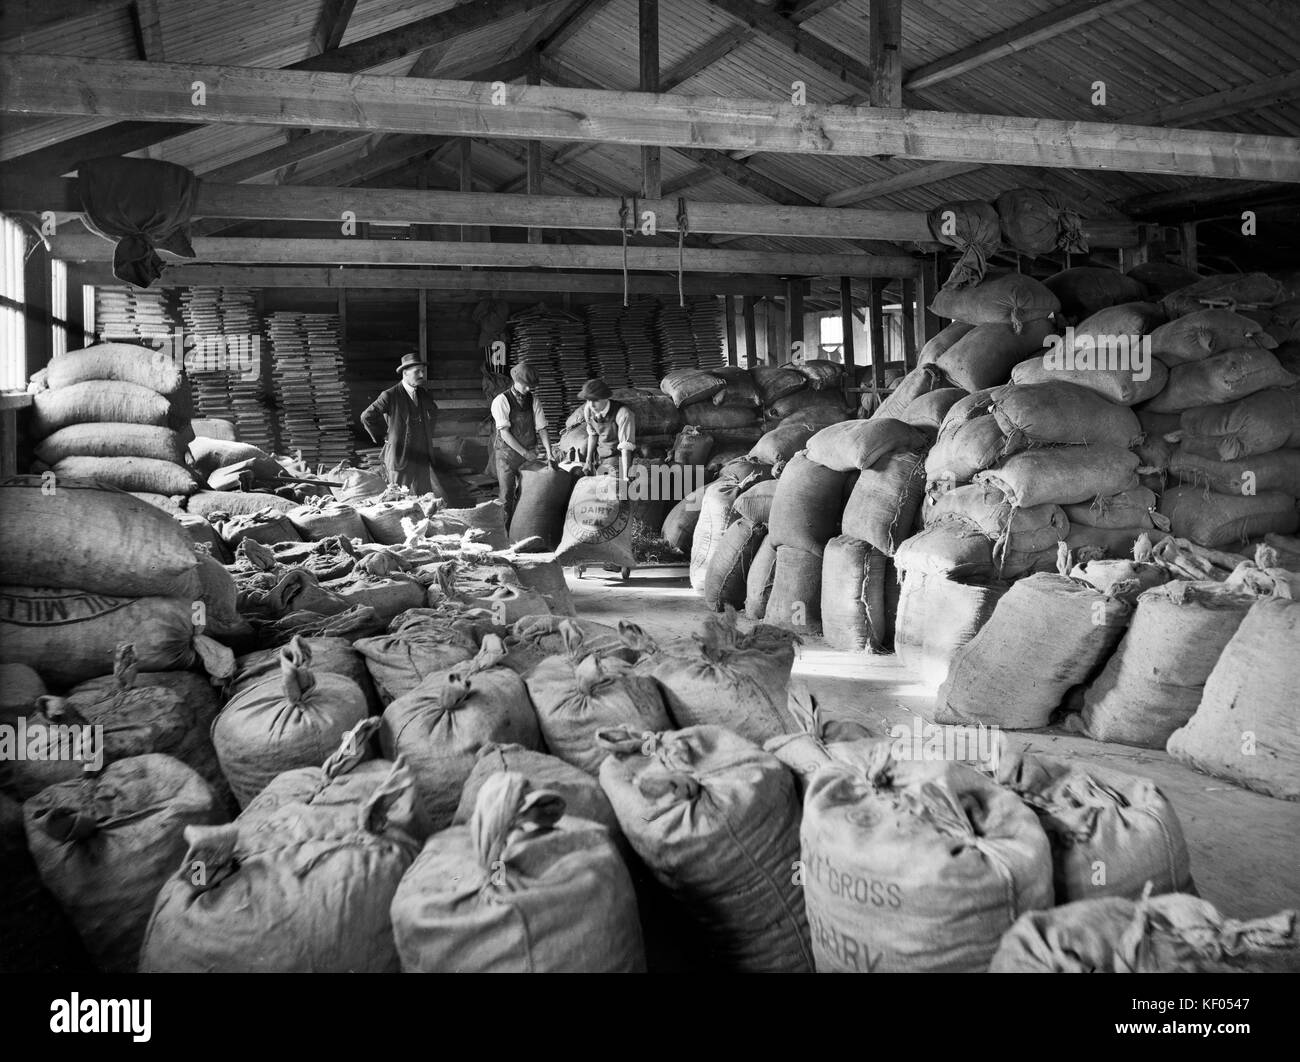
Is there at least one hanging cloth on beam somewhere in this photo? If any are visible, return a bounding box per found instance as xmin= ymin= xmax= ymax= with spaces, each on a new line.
xmin=78 ymin=156 xmax=199 ymax=287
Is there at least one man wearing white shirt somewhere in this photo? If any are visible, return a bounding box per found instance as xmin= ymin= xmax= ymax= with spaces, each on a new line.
xmin=491 ymin=361 xmax=551 ymax=527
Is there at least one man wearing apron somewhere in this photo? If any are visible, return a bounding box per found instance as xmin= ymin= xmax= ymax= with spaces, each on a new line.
xmin=491 ymin=361 xmax=551 ymax=527
xmin=578 ymin=378 xmax=636 ymax=481
xmin=360 ymin=351 xmax=441 ymax=493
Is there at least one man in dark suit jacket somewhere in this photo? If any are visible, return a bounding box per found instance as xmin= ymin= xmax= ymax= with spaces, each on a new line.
xmin=360 ymin=352 xmax=440 ymax=493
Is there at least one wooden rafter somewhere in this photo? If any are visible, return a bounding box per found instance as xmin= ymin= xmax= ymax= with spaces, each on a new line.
xmin=7 ymin=54 xmax=1290 ymax=180
xmin=0 ymin=0 xmax=552 ymax=172
xmin=310 ymin=0 xmax=358 ymax=55
xmin=904 ymin=0 xmax=1147 ymax=92
xmin=66 ymin=262 xmax=795 ymax=296
xmin=49 ymin=232 xmax=921 ymax=275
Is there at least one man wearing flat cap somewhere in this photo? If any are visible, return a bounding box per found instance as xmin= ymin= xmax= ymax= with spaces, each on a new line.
xmin=578 ymin=378 xmax=636 ymax=481
xmin=360 ymin=351 xmax=441 ymax=493
xmin=491 ymin=360 xmax=552 ymax=526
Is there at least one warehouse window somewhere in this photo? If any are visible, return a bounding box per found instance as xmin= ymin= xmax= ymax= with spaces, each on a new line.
xmin=51 ymin=258 xmax=69 ymax=358
xmin=819 ymin=314 xmax=843 ymax=351
xmin=0 ymin=214 xmax=25 ymax=390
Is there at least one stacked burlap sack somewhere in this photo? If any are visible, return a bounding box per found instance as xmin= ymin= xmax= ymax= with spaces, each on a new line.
xmin=0 ymin=477 xmax=238 ymax=685
xmin=30 ymin=343 xmax=199 ymax=496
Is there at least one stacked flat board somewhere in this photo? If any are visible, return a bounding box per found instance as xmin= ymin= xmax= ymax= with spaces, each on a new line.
xmin=585 ymin=303 xmax=628 ymax=389
xmin=655 ymin=301 xmax=698 ymax=373
xmin=268 ymin=311 xmax=353 ymax=469
xmin=690 ymin=298 xmax=726 ymax=370
xmin=621 ymin=298 xmax=661 ymax=388
xmin=180 ymin=287 xmax=279 ymax=453
xmin=507 ymin=305 xmax=588 ymax=429
xmin=94 ymin=286 xmax=176 ymax=340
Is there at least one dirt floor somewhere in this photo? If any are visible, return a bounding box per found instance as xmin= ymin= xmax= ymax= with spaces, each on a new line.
xmin=568 ymin=564 xmax=1300 ymax=922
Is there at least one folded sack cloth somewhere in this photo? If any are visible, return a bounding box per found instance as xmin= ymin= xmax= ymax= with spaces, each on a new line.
xmin=78 ymin=157 xmax=199 ymax=287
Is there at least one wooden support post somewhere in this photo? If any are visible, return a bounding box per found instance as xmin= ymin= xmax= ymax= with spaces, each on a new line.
xmin=766 ymin=302 xmax=780 ymax=366
xmin=867 ymin=0 xmax=903 ymax=108
xmin=785 ymin=277 xmax=804 ymax=360
xmin=839 ymin=276 xmax=856 ymax=383
xmin=1181 ymin=221 xmax=1199 ymax=273
xmin=918 ymin=253 xmax=942 ymax=342
xmin=900 ymin=277 xmax=917 ymax=370
xmin=526 ymin=54 xmax=543 ymax=245
xmin=868 ymin=278 xmax=886 ymax=398
xmin=639 ymin=0 xmax=661 ymax=200
xmin=416 ymin=170 xmax=429 ymax=359
xmin=23 ymin=235 xmax=51 ymax=376
xmin=724 ymin=294 xmax=738 ymax=366
xmin=742 ymin=295 xmax=758 ymax=367
xmin=0 ymin=394 xmax=33 ymax=480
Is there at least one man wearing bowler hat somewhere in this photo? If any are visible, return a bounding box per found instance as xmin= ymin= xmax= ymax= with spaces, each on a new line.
xmin=360 ymin=352 xmax=441 ymax=493
xmin=491 ymin=360 xmax=552 ymax=527
xmin=578 ymin=377 xmax=636 ymax=481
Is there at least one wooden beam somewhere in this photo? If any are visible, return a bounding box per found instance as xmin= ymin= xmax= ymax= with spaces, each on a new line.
xmin=904 ymin=0 xmax=1145 ymax=92
xmin=639 ymin=0 xmax=661 ymax=201
xmin=785 ymin=279 xmax=804 ymax=361
xmin=1121 ymin=180 xmax=1287 ymax=216
xmin=1180 ymin=221 xmax=1198 ymax=273
xmin=918 ymin=254 xmax=941 ymax=340
xmin=296 ymin=135 xmax=447 ymax=188
xmin=822 ymin=161 xmax=984 ymax=208
xmin=8 ymin=56 xmax=1292 ymax=180
xmin=2 ymin=176 xmax=1139 ymax=249
xmin=0 ymin=0 xmax=549 ymax=171
xmin=199 ymin=131 xmax=371 ymax=184
xmin=50 ymin=232 xmax=919 ymax=276
xmin=839 ymin=277 xmax=855 ymax=380
xmin=66 ymin=262 xmax=792 ymax=297
xmin=310 ymin=0 xmax=358 ymax=55
xmin=743 ymin=296 xmax=758 ymax=366
xmin=533 ymin=0 xmax=609 ymax=52
xmin=724 ymin=295 xmax=738 ymax=366
xmin=130 ymin=0 xmax=163 ymax=61
xmin=515 ymin=0 xmax=605 ymax=56
xmin=703 ymin=0 xmax=877 ymax=96
xmin=1121 ymin=71 xmax=1300 ymax=128
xmin=900 ymin=277 xmax=916 ymax=369
xmin=525 ymin=54 xmax=543 ymax=245
xmin=867 ymin=278 xmax=885 ymax=394
xmin=0 ymin=121 xmax=196 ymax=176
xmin=867 ymin=0 xmax=902 ymax=108
xmin=290 ymin=0 xmax=555 ymax=74
xmin=661 ymin=25 xmax=750 ymax=92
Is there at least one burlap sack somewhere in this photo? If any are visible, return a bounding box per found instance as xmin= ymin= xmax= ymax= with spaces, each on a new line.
xmin=525 ymin=622 xmax=670 ymax=775
xmin=599 ymin=725 xmax=812 ymax=972
xmin=25 ymin=754 xmax=220 ymax=972
xmin=393 ymin=772 xmax=644 ymax=972
xmin=802 ymin=750 xmax=1052 ymax=972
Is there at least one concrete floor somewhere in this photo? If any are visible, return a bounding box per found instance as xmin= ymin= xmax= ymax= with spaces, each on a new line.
xmin=569 ymin=564 xmax=1300 ymax=922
